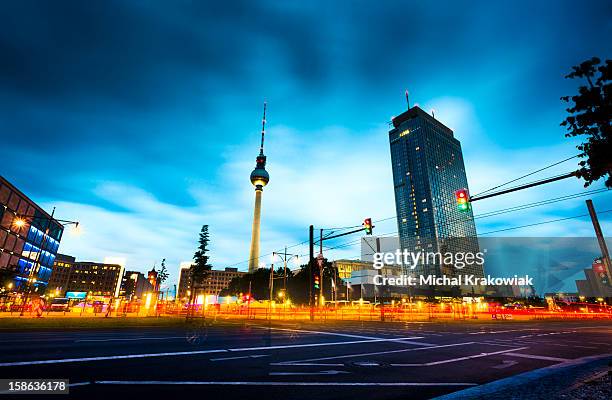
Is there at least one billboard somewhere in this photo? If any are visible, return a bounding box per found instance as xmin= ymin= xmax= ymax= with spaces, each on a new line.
xmin=65 ymin=291 xmax=87 ymax=299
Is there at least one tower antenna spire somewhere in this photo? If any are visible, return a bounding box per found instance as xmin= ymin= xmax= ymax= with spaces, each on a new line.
xmin=405 ymin=90 xmax=410 ymax=110
xmin=260 ymin=101 xmax=267 ymax=156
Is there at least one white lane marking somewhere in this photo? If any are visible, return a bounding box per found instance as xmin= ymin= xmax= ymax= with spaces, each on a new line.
xmin=478 ymin=342 xmax=525 ymax=347
xmin=489 ymin=339 xmax=597 ymax=349
xmin=95 ymin=380 xmax=477 ymax=387
xmin=226 ymin=336 xmax=424 ymax=352
xmin=75 ymin=336 xmax=186 ymax=343
xmin=492 ymin=360 xmax=519 ymax=369
xmin=390 ymin=347 xmax=528 ymax=366
xmin=0 ymin=349 xmax=228 ymax=367
xmin=273 ymin=342 xmax=476 ymax=365
xmin=211 ymin=355 xmax=269 ymax=361
xmin=426 ymin=347 xmax=529 ymax=366
xmin=503 ymin=353 xmax=569 ymax=362
xmin=277 ymin=363 xmax=345 ymax=366
xmin=269 ymin=370 xmax=350 ymax=376
xmin=250 ymin=325 xmax=417 ymax=341
xmin=468 ymin=329 xmax=538 ymax=335
xmin=0 ymin=336 xmax=423 ymax=367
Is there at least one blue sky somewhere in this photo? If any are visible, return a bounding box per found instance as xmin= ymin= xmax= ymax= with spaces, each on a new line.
xmin=1 ymin=1 xmax=611 ymax=287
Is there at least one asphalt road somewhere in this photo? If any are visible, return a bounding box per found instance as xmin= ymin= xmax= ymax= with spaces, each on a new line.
xmin=0 ymin=319 xmax=611 ymax=399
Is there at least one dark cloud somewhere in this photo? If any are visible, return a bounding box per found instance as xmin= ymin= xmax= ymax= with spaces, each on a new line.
xmin=0 ymin=0 xmax=610 ymax=207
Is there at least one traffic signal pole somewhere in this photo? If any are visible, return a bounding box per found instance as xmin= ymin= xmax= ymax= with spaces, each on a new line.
xmin=469 ymin=172 xmax=576 ymax=202
xmin=308 ymin=219 xmax=373 ymax=319
xmin=309 ymin=225 xmax=314 ymax=321
xmin=320 ymin=229 xmax=324 ymax=304
xmin=586 ymin=199 xmax=612 ymax=286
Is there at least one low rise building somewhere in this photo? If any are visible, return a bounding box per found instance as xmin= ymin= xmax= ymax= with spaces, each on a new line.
xmin=176 ymin=262 xmax=245 ymax=301
xmin=49 ymin=254 xmax=124 ymax=297
xmin=333 ymin=259 xmax=398 ymax=281
xmin=120 ymin=270 xmax=152 ymax=300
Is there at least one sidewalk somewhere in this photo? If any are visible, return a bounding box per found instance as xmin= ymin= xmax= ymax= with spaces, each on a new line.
xmin=433 ymin=354 xmax=611 ymax=400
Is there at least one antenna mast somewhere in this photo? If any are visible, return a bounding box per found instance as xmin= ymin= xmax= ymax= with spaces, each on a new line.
xmin=405 ymin=90 xmax=410 ymax=110
xmin=260 ymin=101 xmax=267 ymax=155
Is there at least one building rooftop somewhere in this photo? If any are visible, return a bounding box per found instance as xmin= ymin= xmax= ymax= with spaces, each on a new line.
xmin=391 ymin=105 xmax=454 ymax=137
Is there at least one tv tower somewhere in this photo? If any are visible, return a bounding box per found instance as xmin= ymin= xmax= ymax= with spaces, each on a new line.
xmin=248 ymin=102 xmax=270 ymax=272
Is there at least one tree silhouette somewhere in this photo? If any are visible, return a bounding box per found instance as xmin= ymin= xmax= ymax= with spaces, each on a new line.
xmin=561 ymin=57 xmax=611 ymax=188
xmin=158 ymin=258 xmax=169 ymax=285
xmin=188 ymin=225 xmax=213 ymax=315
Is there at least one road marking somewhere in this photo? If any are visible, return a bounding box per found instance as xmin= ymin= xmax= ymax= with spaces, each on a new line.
xmin=269 ymin=370 xmax=350 ymax=376
xmin=492 ymin=360 xmax=519 ymax=369
xmin=0 ymin=336 xmax=423 ymax=367
xmin=210 ymin=355 xmax=269 ymax=361
xmin=478 ymin=342 xmax=525 ymax=347
xmin=390 ymin=347 xmax=528 ymax=367
xmin=94 ymin=380 xmax=478 ymax=387
xmin=226 ymin=336 xmax=425 ymax=352
xmin=276 ymin=363 xmax=345 ymax=366
xmin=353 ymin=362 xmax=380 ymax=367
xmin=251 ymin=325 xmax=421 ymax=341
xmin=490 ymin=339 xmax=597 ymax=349
xmin=68 ymin=382 xmax=91 ymax=387
xmin=274 ymin=342 xmax=476 ymax=365
xmin=503 ymin=353 xmax=569 ymax=362
xmin=468 ymin=329 xmax=538 ymax=335
xmin=0 ymin=349 xmax=229 ymax=367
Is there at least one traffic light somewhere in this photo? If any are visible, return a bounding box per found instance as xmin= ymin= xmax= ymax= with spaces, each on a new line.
xmin=593 ymin=258 xmax=610 ymax=286
xmin=313 ymin=272 xmax=320 ymax=290
xmin=363 ymin=218 xmax=373 ymax=235
xmin=455 ymin=188 xmax=470 ymax=212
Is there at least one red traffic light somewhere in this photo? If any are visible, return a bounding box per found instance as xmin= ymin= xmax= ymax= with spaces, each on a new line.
xmin=454 ymin=189 xmax=470 ymax=212
xmin=363 ymin=218 xmax=374 ymax=235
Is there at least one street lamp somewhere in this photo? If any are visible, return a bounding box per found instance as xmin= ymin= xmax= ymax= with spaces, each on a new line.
xmin=15 ymin=209 xmax=79 ymax=316
xmin=272 ymin=247 xmax=300 ymax=304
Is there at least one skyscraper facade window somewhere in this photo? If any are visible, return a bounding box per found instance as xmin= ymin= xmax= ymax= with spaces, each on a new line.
xmin=389 ymin=106 xmax=483 ymax=285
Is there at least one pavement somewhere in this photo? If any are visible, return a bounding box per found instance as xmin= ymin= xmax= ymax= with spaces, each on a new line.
xmin=0 ymin=319 xmax=610 ymax=399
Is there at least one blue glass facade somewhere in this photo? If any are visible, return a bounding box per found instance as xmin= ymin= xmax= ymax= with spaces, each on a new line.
xmin=0 ymin=176 xmax=63 ymax=294
xmin=389 ymin=107 xmax=483 ymax=280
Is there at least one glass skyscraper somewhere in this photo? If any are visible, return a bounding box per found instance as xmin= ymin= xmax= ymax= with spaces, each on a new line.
xmin=0 ymin=175 xmax=63 ymax=294
xmin=389 ymin=106 xmax=484 ymax=289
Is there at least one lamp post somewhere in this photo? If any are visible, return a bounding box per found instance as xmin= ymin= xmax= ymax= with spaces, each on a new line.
xmin=272 ymin=248 xmax=299 ymax=304
xmin=13 ymin=209 xmax=79 ymax=316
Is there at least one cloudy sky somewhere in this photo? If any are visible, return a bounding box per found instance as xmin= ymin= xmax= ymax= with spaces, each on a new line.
xmin=1 ymin=1 xmax=611 ymax=287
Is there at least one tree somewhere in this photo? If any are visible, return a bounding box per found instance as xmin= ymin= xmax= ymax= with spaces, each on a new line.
xmin=158 ymin=258 xmax=169 ymax=285
xmin=561 ymin=57 xmax=611 ymax=188
xmin=188 ymin=225 xmax=213 ymax=315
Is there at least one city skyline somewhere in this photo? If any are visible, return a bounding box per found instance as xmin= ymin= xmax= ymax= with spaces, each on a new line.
xmin=1 ymin=1 xmax=611 ymax=286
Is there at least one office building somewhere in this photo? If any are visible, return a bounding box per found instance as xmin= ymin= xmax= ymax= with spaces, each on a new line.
xmin=176 ymin=262 xmax=245 ymax=301
xmin=120 ymin=270 xmax=153 ymax=300
xmin=202 ymin=267 xmax=245 ymax=295
xmin=389 ymin=106 xmax=484 ymax=292
xmin=176 ymin=262 xmax=193 ymax=301
xmin=48 ymin=254 xmax=124 ymax=297
xmin=0 ymin=175 xmax=63 ymax=294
